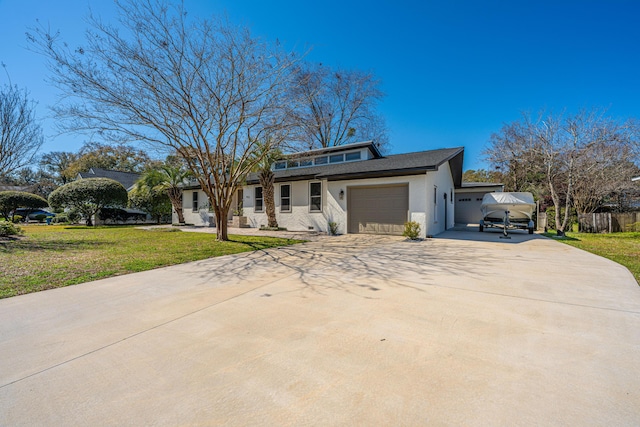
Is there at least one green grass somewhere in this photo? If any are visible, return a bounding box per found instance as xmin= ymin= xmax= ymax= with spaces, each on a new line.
xmin=0 ymin=225 xmax=303 ymax=299
xmin=544 ymin=231 xmax=640 ymax=285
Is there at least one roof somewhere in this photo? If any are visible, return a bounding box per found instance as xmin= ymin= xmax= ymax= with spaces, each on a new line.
xmin=458 ymin=182 xmax=504 ymax=190
xmin=286 ymin=140 xmax=383 ymax=159
xmin=77 ymin=168 xmax=141 ymax=190
xmin=0 ymin=184 xmax=33 ymax=192
xmin=246 ymin=146 xmax=464 ymax=186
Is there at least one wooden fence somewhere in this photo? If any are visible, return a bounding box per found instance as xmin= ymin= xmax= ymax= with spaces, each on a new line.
xmin=578 ymin=212 xmax=640 ymax=233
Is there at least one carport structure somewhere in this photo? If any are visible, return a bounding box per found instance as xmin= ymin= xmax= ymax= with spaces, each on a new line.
xmin=1 ymin=231 xmax=639 ymax=425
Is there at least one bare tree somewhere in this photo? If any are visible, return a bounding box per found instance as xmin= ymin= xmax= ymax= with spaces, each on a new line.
xmin=571 ymin=117 xmax=639 ymax=213
xmin=485 ymin=110 xmax=640 ymax=235
xmin=28 ymin=0 xmax=298 ymax=240
xmin=485 ymin=118 xmax=543 ymax=193
xmin=288 ymin=62 xmax=388 ymax=151
xmin=0 ymin=84 xmax=44 ymax=179
xmin=38 ymin=151 xmax=78 ymax=185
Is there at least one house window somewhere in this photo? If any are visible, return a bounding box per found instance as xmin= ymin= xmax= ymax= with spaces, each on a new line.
xmin=314 ymin=156 xmax=328 ymax=165
xmin=192 ymin=191 xmax=198 ymax=212
xmin=274 ymin=161 xmax=286 ymax=170
xmin=450 ymin=188 xmax=453 ymax=203
xmin=280 ymin=184 xmax=291 ymax=212
xmin=329 ymin=154 xmax=344 ymax=163
xmin=345 ymin=151 xmax=361 ymax=161
xmin=299 ymin=159 xmax=313 ymax=167
xmin=236 ymin=189 xmax=243 ymax=213
xmin=433 ymin=186 xmax=437 ymax=223
xmin=309 ymin=182 xmax=322 ymax=212
xmin=255 ymin=187 xmax=264 ymax=212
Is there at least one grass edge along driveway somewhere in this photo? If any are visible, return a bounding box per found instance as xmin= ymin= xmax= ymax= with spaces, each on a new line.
xmin=545 ymin=231 xmax=640 ymax=285
xmin=0 ymin=225 xmax=303 ymax=299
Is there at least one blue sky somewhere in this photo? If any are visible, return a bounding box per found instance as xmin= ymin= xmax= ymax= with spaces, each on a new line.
xmin=1 ymin=0 xmax=639 ymax=171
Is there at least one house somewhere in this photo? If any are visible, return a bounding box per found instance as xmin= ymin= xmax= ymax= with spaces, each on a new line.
xmin=179 ymin=141 xmax=465 ymax=238
xmin=76 ymin=167 xmax=156 ymax=224
xmin=77 ymin=168 xmax=141 ymax=192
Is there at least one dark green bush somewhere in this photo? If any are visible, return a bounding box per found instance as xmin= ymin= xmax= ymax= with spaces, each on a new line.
xmin=545 ymin=207 xmax=577 ymax=230
xmin=0 ymin=221 xmax=23 ymax=237
xmin=0 ymin=191 xmax=49 ymax=221
xmin=49 ymin=178 xmax=128 ymax=226
xmin=12 ymin=215 xmax=23 ymax=224
xmin=34 ymin=214 xmax=47 ymax=223
xmin=328 ymin=221 xmax=339 ymax=235
xmin=52 ymin=213 xmax=69 ymax=224
xmin=403 ymin=221 xmax=421 ymax=240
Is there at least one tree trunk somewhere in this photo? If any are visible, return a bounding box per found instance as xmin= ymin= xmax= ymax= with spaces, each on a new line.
xmin=167 ymin=189 xmax=185 ymax=223
xmin=215 ymin=205 xmax=229 ymax=241
xmin=174 ymin=204 xmax=185 ymax=223
xmin=259 ymin=171 xmax=278 ymax=228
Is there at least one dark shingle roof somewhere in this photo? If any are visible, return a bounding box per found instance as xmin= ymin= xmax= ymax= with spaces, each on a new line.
xmin=77 ymin=168 xmax=141 ymax=190
xmin=460 ymin=182 xmax=504 ymax=188
xmin=246 ymin=147 xmax=464 ymax=186
xmin=284 ymin=140 xmax=383 ymax=159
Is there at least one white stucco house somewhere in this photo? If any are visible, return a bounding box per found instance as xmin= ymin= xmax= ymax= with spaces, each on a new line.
xmin=178 ymin=141 xmax=465 ymax=238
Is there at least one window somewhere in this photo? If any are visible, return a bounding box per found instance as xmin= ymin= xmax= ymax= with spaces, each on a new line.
xmin=345 ymin=151 xmax=361 ymax=161
xmin=236 ymin=189 xmax=243 ymax=213
xmin=329 ymin=154 xmax=344 ymax=163
xmin=280 ymin=184 xmax=291 ymax=212
xmin=287 ymin=160 xmax=300 ymax=168
xmin=309 ymin=182 xmax=322 ymax=212
xmin=299 ymin=159 xmax=313 ymax=167
xmin=192 ymin=191 xmax=198 ymax=212
xmin=255 ymin=187 xmax=264 ymax=212
xmin=433 ymin=186 xmax=438 ymax=223
xmin=450 ymin=188 xmax=453 ymax=203
xmin=314 ymin=156 xmax=328 ymax=165
xmin=274 ymin=161 xmax=286 ymax=170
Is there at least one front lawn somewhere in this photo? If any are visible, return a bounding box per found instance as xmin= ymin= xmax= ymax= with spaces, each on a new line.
xmin=0 ymin=225 xmax=302 ymax=299
xmin=545 ymin=231 xmax=640 ymax=285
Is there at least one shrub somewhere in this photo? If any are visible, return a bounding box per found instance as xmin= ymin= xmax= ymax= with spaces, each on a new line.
xmin=0 ymin=191 xmax=49 ymax=221
xmin=52 ymin=213 xmax=69 ymax=224
xmin=328 ymin=222 xmax=339 ymax=236
xmin=49 ymin=178 xmax=128 ymax=226
xmin=402 ymin=221 xmax=421 ymax=240
xmin=0 ymin=221 xmax=23 ymax=237
xmin=12 ymin=215 xmax=23 ymax=224
xmin=545 ymin=206 xmax=577 ymax=231
xmin=34 ymin=214 xmax=47 ymax=223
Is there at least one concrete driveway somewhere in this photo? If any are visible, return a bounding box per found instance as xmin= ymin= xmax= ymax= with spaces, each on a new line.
xmin=1 ymin=230 xmax=639 ymax=426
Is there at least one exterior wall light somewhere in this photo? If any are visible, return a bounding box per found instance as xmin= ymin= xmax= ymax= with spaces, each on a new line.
xmin=339 ymin=189 xmax=345 ymax=200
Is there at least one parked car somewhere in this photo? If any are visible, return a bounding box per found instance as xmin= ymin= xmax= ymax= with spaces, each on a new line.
xmin=11 ymin=208 xmax=56 ymax=221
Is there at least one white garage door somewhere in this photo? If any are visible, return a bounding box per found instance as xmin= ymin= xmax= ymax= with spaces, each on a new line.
xmin=348 ymin=185 xmax=409 ymax=235
xmin=455 ymin=192 xmax=485 ymax=224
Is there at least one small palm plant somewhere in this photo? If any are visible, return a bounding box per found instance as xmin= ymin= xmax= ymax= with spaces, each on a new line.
xmin=250 ymin=141 xmax=283 ymax=229
xmin=135 ymin=164 xmax=191 ymax=224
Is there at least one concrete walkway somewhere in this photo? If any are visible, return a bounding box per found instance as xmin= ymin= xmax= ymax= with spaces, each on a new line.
xmin=1 ymin=230 xmax=639 ymax=426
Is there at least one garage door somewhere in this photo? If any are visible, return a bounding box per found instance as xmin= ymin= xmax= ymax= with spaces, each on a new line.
xmin=348 ymin=185 xmax=408 ymax=235
xmin=455 ymin=192 xmax=485 ymax=224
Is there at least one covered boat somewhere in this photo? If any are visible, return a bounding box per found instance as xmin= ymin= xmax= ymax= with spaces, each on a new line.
xmin=479 ymin=192 xmax=536 ymax=234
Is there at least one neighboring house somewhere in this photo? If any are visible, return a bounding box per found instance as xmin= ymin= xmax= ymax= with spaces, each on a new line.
xmin=0 ymin=184 xmax=33 ymax=192
xmin=76 ymin=167 xmax=156 ymax=224
xmin=76 ymin=168 xmax=141 ymax=192
xmin=454 ymin=182 xmax=504 ymax=225
xmin=179 ymin=141 xmax=464 ymax=237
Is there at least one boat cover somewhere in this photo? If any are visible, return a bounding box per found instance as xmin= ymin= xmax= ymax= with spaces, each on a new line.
xmin=481 ymin=192 xmax=535 ymax=208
